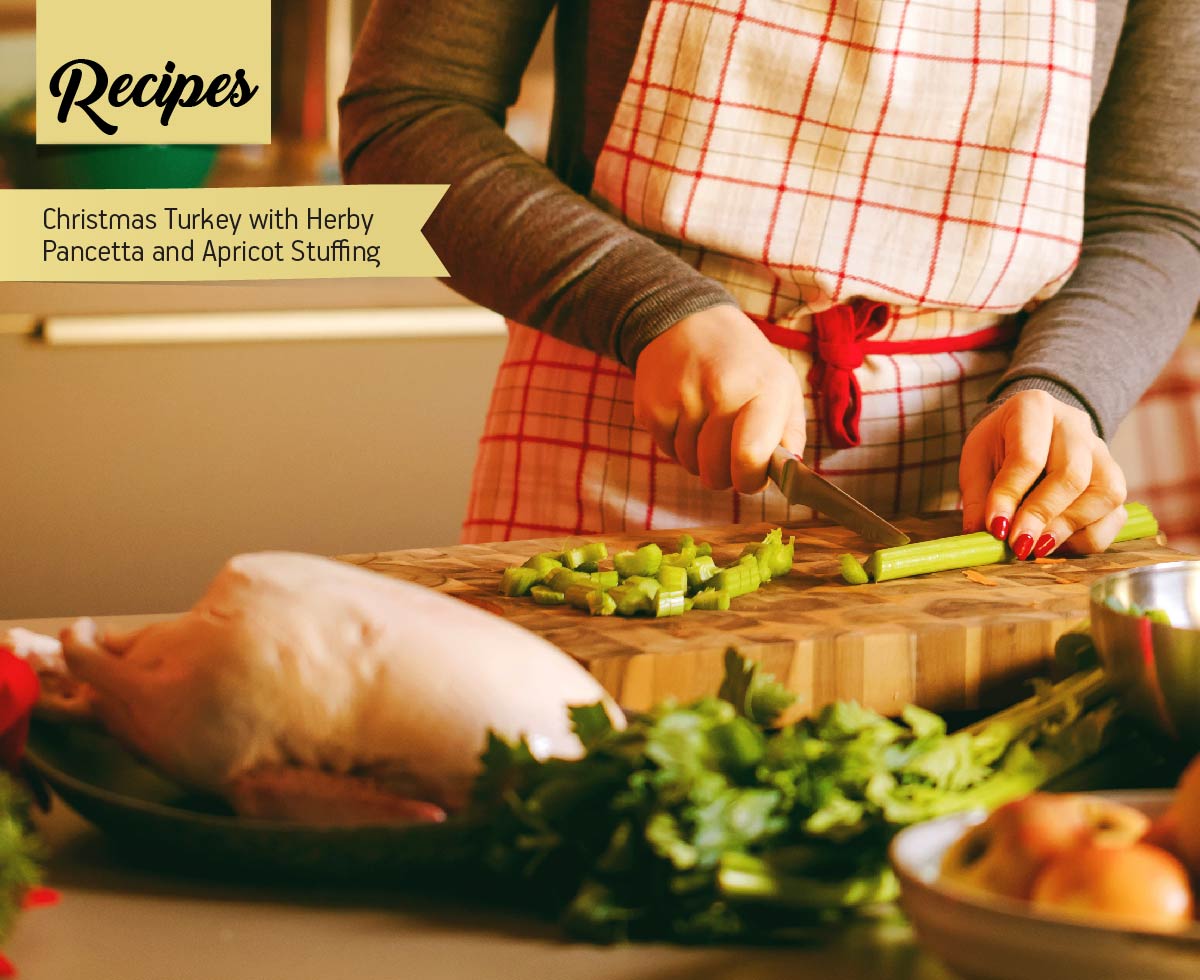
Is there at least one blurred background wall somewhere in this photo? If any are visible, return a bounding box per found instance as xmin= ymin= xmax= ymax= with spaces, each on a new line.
xmin=0 ymin=1 xmax=553 ymax=617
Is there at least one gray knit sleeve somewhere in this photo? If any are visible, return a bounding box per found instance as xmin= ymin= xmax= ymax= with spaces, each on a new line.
xmin=338 ymin=0 xmax=736 ymax=369
xmin=981 ymin=0 xmax=1200 ymax=439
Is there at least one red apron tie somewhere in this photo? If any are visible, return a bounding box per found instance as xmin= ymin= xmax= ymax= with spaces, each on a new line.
xmin=750 ymin=303 xmax=1019 ymax=450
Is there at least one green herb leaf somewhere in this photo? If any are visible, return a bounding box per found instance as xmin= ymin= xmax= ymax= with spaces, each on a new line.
xmin=716 ymin=649 xmax=796 ymax=726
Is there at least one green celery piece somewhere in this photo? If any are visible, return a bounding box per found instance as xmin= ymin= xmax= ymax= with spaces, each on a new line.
xmin=608 ymin=585 xmax=650 ymax=617
xmin=692 ymin=588 xmax=730 ymax=611
xmin=839 ymin=554 xmax=869 ymax=585
xmin=522 ymin=554 xmax=564 ymax=579
xmin=1116 ymin=502 xmax=1158 ymax=542
xmin=561 ymin=541 xmax=608 ymax=570
xmin=499 ymin=566 xmax=540 ymax=597
xmin=590 ymin=570 xmax=619 ymax=590
xmin=587 ymin=590 xmax=617 ymax=617
xmin=859 ymin=502 xmax=1159 ymax=584
xmin=654 ymin=592 xmax=687 ymax=618
xmin=686 ymin=557 xmax=718 ymax=593
xmin=677 ymin=534 xmax=695 ymax=551
xmin=656 ymin=565 xmax=688 ymax=593
xmin=713 ymin=560 xmax=760 ymax=598
xmin=718 ymin=854 xmax=899 ymax=909
xmin=530 ymin=585 xmax=566 ymax=605
xmin=864 ymin=531 xmax=1008 ymax=583
xmin=547 ymin=567 xmax=594 ymax=593
xmin=565 ymin=584 xmax=599 ymax=611
xmin=624 ymin=576 xmax=661 ymax=601
xmin=696 ymin=542 xmax=713 ymax=557
xmin=766 ymin=537 xmax=795 ymax=578
xmin=614 ymin=542 xmax=663 ymax=578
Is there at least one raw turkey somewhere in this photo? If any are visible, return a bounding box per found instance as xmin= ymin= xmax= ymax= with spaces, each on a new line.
xmin=17 ymin=552 xmax=624 ymax=825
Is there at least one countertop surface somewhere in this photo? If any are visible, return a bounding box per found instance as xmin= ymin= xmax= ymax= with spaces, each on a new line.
xmin=0 ymin=615 xmax=951 ymax=980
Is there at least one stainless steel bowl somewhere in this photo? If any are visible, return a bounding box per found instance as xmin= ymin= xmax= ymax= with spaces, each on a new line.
xmin=1090 ymin=561 xmax=1200 ymax=750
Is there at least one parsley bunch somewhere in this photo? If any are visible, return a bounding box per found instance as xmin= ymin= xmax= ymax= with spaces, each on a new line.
xmin=470 ymin=650 xmax=1116 ymax=942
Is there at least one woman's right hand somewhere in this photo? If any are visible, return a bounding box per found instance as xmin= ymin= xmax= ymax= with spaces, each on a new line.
xmin=632 ymin=305 xmax=808 ymax=494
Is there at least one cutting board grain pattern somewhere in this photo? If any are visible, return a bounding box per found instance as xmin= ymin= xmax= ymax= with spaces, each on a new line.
xmin=339 ymin=515 xmax=1191 ymax=718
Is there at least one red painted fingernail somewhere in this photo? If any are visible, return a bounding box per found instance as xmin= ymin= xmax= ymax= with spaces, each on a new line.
xmin=1012 ymin=533 xmax=1034 ymax=560
xmin=1034 ymin=533 xmax=1056 ymax=559
xmin=989 ymin=516 xmax=1010 ymax=541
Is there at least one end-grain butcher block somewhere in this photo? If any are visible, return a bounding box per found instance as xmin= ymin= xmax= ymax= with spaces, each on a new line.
xmin=341 ymin=513 xmax=1192 ymax=720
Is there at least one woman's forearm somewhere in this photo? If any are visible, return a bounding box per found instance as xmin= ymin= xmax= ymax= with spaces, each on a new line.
xmin=985 ymin=0 xmax=1200 ymax=439
xmin=338 ymin=0 xmax=733 ymax=368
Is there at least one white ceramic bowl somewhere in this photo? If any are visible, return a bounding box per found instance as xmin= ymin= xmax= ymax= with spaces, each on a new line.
xmin=889 ymin=792 xmax=1200 ymax=980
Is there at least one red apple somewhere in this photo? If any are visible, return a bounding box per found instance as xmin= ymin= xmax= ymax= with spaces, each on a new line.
xmin=941 ymin=793 xmax=1150 ymax=899
xmin=1031 ymin=842 xmax=1194 ymax=932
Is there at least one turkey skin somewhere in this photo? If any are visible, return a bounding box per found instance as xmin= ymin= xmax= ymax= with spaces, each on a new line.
xmin=49 ymin=552 xmax=624 ymax=823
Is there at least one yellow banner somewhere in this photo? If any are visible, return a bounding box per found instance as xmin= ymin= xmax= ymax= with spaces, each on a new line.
xmin=0 ymin=185 xmax=449 ymax=281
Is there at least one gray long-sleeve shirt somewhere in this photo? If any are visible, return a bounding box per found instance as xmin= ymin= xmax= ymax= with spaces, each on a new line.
xmin=340 ymin=0 xmax=1200 ymax=440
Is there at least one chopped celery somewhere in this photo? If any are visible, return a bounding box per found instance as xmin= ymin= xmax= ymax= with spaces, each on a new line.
xmin=656 ymin=565 xmax=688 ymax=593
xmin=713 ymin=561 xmax=761 ymax=598
xmin=687 ymin=557 xmax=717 ymax=593
xmin=547 ymin=568 xmax=595 ymax=593
xmin=654 ymin=592 xmax=687 ymax=618
xmin=500 ymin=566 xmax=541 ymax=597
xmin=522 ymin=554 xmax=564 ymax=579
xmin=590 ymin=570 xmax=620 ymax=590
xmin=1116 ymin=502 xmax=1158 ymax=542
xmin=662 ymin=546 xmax=698 ymax=567
xmin=692 ymin=589 xmax=731 ymax=611
xmin=588 ymin=590 xmax=617 ymax=617
xmin=565 ymin=584 xmax=599 ymax=611
xmin=839 ymin=554 xmax=869 ymax=586
xmin=609 ymin=585 xmax=651 ymax=617
xmin=531 ymin=585 xmax=567 ymax=605
xmin=767 ymin=536 xmax=795 ymax=578
xmin=625 ymin=576 xmax=661 ymax=602
xmin=614 ymin=543 xmax=663 ymax=578
xmin=696 ymin=543 xmax=712 ymax=558
xmin=561 ymin=541 xmax=608 ymax=570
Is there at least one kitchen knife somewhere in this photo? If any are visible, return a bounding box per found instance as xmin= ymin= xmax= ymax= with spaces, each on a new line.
xmin=767 ymin=446 xmax=910 ymax=546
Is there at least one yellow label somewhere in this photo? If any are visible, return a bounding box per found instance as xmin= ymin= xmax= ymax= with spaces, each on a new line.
xmin=0 ymin=186 xmax=449 ymax=281
xmin=36 ymin=0 xmax=271 ymax=144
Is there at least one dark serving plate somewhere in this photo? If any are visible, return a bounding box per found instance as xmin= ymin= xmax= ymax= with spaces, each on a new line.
xmin=24 ymin=719 xmax=482 ymax=884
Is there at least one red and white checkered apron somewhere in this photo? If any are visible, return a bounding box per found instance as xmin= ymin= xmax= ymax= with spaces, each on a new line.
xmin=463 ymin=0 xmax=1094 ymax=542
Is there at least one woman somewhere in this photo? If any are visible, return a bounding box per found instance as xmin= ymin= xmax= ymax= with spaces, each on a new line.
xmin=340 ymin=0 xmax=1200 ymax=557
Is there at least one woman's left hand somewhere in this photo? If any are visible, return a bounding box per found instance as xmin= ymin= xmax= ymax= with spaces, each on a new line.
xmin=959 ymin=389 xmax=1128 ymax=558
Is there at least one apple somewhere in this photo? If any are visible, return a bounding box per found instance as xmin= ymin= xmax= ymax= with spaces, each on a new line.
xmin=941 ymin=793 xmax=1150 ymax=899
xmin=1164 ymin=753 xmax=1200 ymax=878
xmin=1031 ymin=842 xmax=1194 ymax=932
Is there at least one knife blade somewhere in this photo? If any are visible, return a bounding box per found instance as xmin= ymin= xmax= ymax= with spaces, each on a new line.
xmin=768 ymin=446 xmax=910 ymax=546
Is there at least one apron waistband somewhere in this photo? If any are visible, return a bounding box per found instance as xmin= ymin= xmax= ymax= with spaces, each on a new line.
xmin=749 ymin=302 xmax=1019 ymax=450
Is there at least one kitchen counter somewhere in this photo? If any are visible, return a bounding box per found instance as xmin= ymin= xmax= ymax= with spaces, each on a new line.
xmin=8 ymin=803 xmax=950 ymax=980
xmin=0 ymin=616 xmax=952 ymax=980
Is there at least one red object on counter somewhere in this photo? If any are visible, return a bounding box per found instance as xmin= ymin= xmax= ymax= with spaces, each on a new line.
xmin=0 ymin=648 xmax=37 ymax=775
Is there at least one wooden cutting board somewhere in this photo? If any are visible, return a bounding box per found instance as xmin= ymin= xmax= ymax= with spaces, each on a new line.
xmin=339 ymin=515 xmax=1191 ymax=719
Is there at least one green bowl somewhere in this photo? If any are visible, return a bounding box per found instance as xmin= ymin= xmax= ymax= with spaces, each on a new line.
xmin=0 ymin=136 xmax=218 ymax=189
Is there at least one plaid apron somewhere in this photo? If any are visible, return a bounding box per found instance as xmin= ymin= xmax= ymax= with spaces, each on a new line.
xmin=464 ymin=0 xmax=1095 ymax=542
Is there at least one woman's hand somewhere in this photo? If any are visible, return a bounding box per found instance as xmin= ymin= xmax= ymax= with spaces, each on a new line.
xmin=632 ymin=306 xmax=807 ymax=494
xmin=959 ymin=389 xmax=1127 ymax=557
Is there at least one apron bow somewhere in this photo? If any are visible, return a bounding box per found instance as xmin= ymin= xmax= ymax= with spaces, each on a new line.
xmin=808 ymin=300 xmax=890 ymax=450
